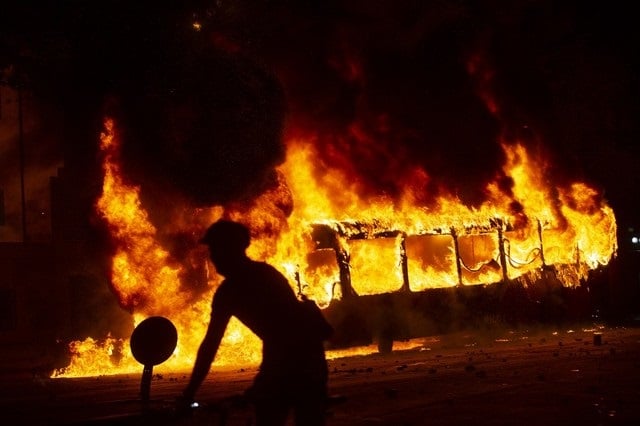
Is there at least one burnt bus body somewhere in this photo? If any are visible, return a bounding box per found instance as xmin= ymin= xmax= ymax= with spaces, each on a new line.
xmin=302 ymin=220 xmax=606 ymax=353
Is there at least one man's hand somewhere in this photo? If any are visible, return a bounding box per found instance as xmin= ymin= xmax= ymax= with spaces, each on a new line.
xmin=175 ymin=392 xmax=196 ymax=417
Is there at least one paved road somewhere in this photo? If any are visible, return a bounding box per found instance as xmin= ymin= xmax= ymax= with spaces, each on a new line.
xmin=2 ymin=325 xmax=639 ymax=425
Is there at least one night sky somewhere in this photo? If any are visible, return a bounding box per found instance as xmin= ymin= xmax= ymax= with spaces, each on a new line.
xmin=1 ymin=0 xmax=638 ymax=240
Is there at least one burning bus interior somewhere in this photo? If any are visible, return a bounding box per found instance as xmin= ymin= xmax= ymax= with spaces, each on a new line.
xmin=301 ymin=211 xmax=616 ymax=353
xmin=0 ymin=0 xmax=638 ymax=395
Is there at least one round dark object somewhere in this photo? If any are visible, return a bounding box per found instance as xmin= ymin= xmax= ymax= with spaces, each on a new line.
xmin=130 ymin=316 xmax=178 ymax=366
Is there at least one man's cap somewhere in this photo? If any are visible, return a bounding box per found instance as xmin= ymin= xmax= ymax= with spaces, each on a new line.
xmin=199 ymin=220 xmax=251 ymax=250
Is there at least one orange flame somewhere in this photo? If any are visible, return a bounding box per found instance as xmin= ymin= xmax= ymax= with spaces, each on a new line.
xmin=53 ymin=112 xmax=616 ymax=377
xmin=53 ymin=119 xmax=262 ymax=377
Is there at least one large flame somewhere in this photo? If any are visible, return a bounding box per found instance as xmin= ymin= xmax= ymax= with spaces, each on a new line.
xmin=53 ymin=109 xmax=616 ymax=377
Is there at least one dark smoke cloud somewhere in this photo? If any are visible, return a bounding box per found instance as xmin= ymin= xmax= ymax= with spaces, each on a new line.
xmin=479 ymin=1 xmax=639 ymax=224
xmin=2 ymin=0 xmax=638 ymax=224
xmin=187 ymin=0 xmax=636 ymax=213
xmin=75 ymin=2 xmax=287 ymax=211
xmin=2 ymin=1 xmax=289 ymax=215
xmin=191 ymin=0 xmax=504 ymax=206
xmin=202 ymin=0 xmax=637 ymax=220
xmin=113 ymin=47 xmax=286 ymax=209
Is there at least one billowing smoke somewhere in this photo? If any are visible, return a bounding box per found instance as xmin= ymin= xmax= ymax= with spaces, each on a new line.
xmin=114 ymin=49 xmax=287 ymax=210
xmin=2 ymin=0 xmax=637 ymax=227
xmin=198 ymin=0 xmax=504 ymax=207
xmin=176 ymin=0 xmax=636 ymax=219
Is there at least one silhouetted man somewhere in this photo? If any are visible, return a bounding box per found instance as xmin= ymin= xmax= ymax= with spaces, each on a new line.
xmin=181 ymin=219 xmax=331 ymax=425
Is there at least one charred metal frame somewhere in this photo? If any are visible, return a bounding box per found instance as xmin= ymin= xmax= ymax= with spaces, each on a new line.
xmin=309 ymin=217 xmax=554 ymax=298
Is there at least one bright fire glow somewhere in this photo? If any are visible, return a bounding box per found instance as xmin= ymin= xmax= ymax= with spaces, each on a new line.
xmin=53 ymin=113 xmax=617 ymax=377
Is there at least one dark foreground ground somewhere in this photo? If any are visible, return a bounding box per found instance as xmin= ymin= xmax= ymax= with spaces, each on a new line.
xmin=2 ymin=324 xmax=640 ymax=426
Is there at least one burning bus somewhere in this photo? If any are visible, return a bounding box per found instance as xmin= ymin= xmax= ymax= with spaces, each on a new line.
xmin=279 ymin=140 xmax=617 ymax=353
xmin=298 ymin=216 xmax=613 ymax=353
xmin=51 ymin=117 xmax=617 ymax=378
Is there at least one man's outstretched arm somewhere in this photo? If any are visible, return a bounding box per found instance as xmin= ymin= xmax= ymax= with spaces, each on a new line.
xmin=182 ymin=309 xmax=230 ymax=401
